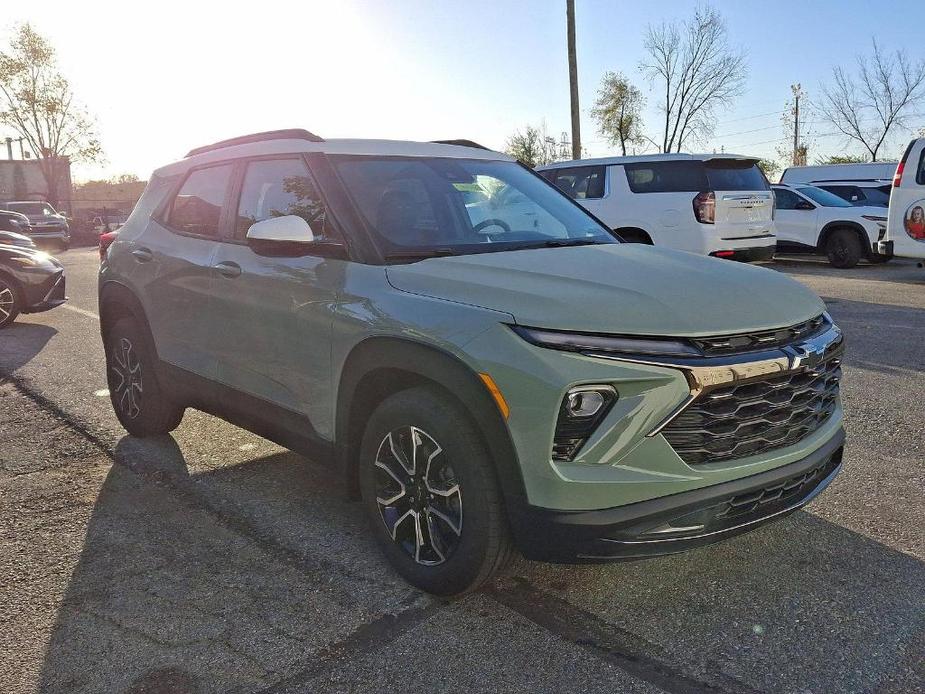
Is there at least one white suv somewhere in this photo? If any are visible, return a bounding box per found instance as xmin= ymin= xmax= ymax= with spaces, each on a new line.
xmin=771 ymin=184 xmax=890 ymax=267
xmin=537 ymin=154 xmax=775 ymax=261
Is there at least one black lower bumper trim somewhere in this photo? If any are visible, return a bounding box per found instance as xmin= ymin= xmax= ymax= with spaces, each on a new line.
xmin=508 ymin=428 xmax=845 ymax=563
xmin=710 ymin=245 xmax=776 ymax=262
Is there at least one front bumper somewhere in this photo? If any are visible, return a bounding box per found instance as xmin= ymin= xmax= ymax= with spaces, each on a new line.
xmin=29 ymin=227 xmax=70 ymax=243
xmin=876 ymin=240 xmax=893 ymax=256
xmin=510 ymin=427 xmax=844 ymax=562
xmin=21 ymin=270 xmax=67 ymax=313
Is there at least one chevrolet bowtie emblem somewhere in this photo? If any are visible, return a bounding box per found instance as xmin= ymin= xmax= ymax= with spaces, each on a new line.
xmin=787 ymin=342 xmax=826 ymax=370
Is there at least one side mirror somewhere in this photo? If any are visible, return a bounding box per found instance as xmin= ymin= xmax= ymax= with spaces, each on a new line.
xmin=245 ymin=214 xmax=346 ymax=258
xmin=795 ymin=200 xmax=815 ymax=211
xmin=246 ymin=215 xmax=315 ymax=243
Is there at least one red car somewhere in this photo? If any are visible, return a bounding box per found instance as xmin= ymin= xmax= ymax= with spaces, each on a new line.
xmin=99 ymin=229 xmax=118 ymax=262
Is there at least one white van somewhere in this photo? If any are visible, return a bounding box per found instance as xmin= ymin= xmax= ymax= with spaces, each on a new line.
xmin=537 ymin=154 xmax=775 ymax=261
xmin=878 ymin=138 xmax=925 ymax=261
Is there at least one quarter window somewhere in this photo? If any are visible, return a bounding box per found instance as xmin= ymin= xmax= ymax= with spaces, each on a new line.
xmin=624 ymin=161 xmax=707 ymax=193
xmin=235 ymin=158 xmax=333 ymax=240
xmin=917 ymin=149 xmax=925 ymax=185
xmin=549 ymin=166 xmax=606 ymax=199
xmin=167 ymin=165 xmax=233 ymax=237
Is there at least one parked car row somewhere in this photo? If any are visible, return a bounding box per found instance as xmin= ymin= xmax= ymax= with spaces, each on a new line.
xmin=537 ymin=148 xmax=925 ymax=269
xmin=0 ymin=200 xmax=70 ymax=250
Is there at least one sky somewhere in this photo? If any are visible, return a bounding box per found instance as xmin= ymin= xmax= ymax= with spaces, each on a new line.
xmin=2 ymin=0 xmax=924 ymax=181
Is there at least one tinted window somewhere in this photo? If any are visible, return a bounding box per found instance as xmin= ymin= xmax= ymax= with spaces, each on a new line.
xmin=704 ymin=161 xmax=769 ymax=191
xmin=624 ymin=161 xmax=707 ymax=193
xmin=235 ymin=158 xmax=333 ymax=240
xmin=167 ymin=165 xmax=232 ymax=236
xmin=820 ymin=185 xmax=864 ymax=202
xmin=795 ymin=185 xmax=852 ymax=207
xmin=550 ymin=166 xmax=606 ymax=199
xmin=773 ymin=188 xmax=802 ymax=210
xmin=7 ymin=202 xmax=55 ymax=216
xmin=918 ymin=149 xmax=925 ymax=185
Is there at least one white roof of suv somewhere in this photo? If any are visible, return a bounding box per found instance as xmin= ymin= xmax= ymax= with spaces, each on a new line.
xmin=536 ymin=153 xmax=758 ymax=170
xmin=155 ymin=130 xmax=512 ymax=177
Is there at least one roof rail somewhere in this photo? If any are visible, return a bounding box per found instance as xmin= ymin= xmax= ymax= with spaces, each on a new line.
xmin=430 ymin=139 xmax=492 ymax=151
xmin=185 ymin=129 xmax=324 ymax=158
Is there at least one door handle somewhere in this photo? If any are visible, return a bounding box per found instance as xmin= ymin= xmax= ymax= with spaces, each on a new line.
xmin=131 ymin=248 xmax=153 ymax=263
xmin=212 ymin=261 xmax=242 ymax=278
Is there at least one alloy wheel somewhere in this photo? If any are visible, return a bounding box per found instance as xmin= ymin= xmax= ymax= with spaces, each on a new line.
xmin=374 ymin=426 xmax=463 ymax=565
xmin=0 ymin=282 xmax=14 ymax=323
xmin=110 ymin=337 xmax=143 ymax=419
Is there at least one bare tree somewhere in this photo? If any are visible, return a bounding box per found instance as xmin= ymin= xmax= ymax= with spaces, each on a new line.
xmin=0 ymin=24 xmax=102 ymax=205
xmin=640 ymin=6 xmax=747 ymax=153
xmin=817 ymin=39 xmax=925 ymax=161
xmin=591 ymin=72 xmax=645 ymax=155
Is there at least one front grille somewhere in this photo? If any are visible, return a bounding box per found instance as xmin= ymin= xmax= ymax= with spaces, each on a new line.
xmin=690 ymin=314 xmax=827 ymax=356
xmin=662 ymin=349 xmax=842 ymax=466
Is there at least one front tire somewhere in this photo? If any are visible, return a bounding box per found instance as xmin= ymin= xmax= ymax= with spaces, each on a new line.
xmin=105 ymin=316 xmax=184 ymax=436
xmin=826 ymin=229 xmax=862 ymax=268
xmin=359 ymin=386 xmax=513 ymax=595
xmin=0 ymin=276 xmax=21 ymax=328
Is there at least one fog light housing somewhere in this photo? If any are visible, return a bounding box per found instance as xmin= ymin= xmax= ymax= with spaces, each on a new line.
xmin=552 ymin=385 xmax=617 ymax=462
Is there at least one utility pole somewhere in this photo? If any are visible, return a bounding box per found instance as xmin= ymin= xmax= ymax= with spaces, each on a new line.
xmin=5 ymin=137 xmax=12 ymax=160
xmin=791 ymin=83 xmax=803 ymax=166
xmin=566 ymin=0 xmax=581 ymax=159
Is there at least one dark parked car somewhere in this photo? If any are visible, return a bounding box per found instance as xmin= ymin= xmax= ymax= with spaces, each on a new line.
xmin=0 ymin=230 xmax=37 ymax=248
xmin=0 ymin=244 xmax=67 ymax=328
xmin=0 ymin=208 xmax=33 ymax=236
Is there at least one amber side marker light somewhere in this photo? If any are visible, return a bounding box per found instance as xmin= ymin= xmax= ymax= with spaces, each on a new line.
xmin=479 ymin=373 xmax=510 ymax=419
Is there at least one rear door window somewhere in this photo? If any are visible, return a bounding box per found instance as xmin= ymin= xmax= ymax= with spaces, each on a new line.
xmin=704 ymin=161 xmax=769 ymax=191
xmin=167 ymin=164 xmax=233 ymax=237
xmin=624 ymin=161 xmax=707 ymax=193
xmin=549 ymin=166 xmax=606 ymax=199
xmin=917 ymin=147 xmax=925 ymax=185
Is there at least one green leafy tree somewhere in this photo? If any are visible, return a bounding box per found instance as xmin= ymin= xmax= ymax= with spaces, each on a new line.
xmin=756 ymin=159 xmax=781 ymax=181
xmin=591 ymin=72 xmax=645 ymax=155
xmin=814 ymin=154 xmax=867 ymax=165
xmin=504 ymin=124 xmax=561 ymax=168
xmin=0 ymin=24 xmax=102 ymax=205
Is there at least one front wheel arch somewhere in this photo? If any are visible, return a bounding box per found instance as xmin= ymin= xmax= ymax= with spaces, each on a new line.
xmin=816 ymin=222 xmax=869 ymax=255
xmin=335 ymin=337 xmax=526 ymax=512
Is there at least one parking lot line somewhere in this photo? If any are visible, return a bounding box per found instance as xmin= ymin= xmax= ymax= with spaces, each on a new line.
xmin=62 ymin=305 xmax=99 ymax=320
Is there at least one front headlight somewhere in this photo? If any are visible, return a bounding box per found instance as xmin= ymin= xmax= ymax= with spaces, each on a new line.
xmin=8 ymin=251 xmax=53 ymax=268
xmin=510 ymin=325 xmax=701 ymax=358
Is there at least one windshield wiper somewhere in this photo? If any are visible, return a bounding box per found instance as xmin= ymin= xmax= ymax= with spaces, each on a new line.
xmin=384 ymin=248 xmax=457 ymax=263
xmin=511 ymin=238 xmax=607 ymax=251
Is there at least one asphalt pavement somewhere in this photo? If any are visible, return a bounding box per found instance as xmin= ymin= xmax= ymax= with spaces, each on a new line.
xmin=1 ymin=248 xmax=923 ymax=693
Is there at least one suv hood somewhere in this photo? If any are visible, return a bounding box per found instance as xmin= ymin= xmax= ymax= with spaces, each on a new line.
xmin=386 ymin=245 xmax=825 ymax=337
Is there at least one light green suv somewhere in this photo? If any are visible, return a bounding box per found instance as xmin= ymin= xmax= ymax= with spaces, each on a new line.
xmin=99 ymin=130 xmax=845 ymax=595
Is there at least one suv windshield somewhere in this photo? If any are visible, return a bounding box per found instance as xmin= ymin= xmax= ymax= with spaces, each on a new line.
xmin=7 ymin=202 xmax=56 ymax=216
xmin=796 ymin=185 xmax=853 ymax=207
xmin=333 ymin=156 xmax=616 ymax=258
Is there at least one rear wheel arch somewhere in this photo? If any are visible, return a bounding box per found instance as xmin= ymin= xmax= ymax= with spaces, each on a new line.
xmin=335 ymin=337 xmax=526 ymax=508
xmin=615 ymin=227 xmax=653 ymax=244
xmin=99 ymin=281 xmax=159 ymax=357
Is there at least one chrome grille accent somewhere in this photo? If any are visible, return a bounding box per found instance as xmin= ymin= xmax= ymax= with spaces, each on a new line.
xmin=662 ymin=349 xmax=842 ymax=466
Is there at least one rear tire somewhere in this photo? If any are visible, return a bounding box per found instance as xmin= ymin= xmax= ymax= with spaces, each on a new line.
xmin=826 ymin=229 xmax=862 ymax=268
xmin=0 ymin=275 xmax=21 ymax=329
xmin=104 ymin=316 xmax=184 ymax=436
xmin=359 ymin=386 xmax=513 ymax=595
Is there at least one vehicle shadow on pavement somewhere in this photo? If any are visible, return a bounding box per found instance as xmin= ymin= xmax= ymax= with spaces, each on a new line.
xmin=0 ymin=323 xmax=57 ymax=374
xmin=34 ymin=434 xmax=925 ymax=693
xmin=772 ymin=257 xmax=925 ymax=285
